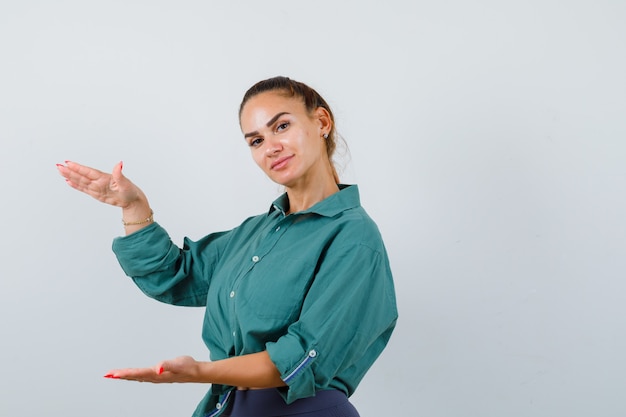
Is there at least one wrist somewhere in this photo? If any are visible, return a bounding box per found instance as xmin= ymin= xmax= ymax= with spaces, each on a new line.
xmin=121 ymin=201 xmax=154 ymax=234
xmin=195 ymin=361 xmax=213 ymax=383
xmin=122 ymin=209 xmax=153 ymax=226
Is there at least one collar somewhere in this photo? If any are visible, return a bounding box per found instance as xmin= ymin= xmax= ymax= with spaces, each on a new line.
xmin=268 ymin=184 xmax=361 ymax=218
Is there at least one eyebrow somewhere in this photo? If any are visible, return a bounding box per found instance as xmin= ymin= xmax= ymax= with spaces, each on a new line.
xmin=244 ymin=112 xmax=290 ymax=139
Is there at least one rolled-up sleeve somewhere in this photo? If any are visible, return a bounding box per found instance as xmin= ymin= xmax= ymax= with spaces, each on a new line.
xmin=112 ymin=222 xmax=231 ymax=307
xmin=266 ymin=238 xmax=398 ymax=403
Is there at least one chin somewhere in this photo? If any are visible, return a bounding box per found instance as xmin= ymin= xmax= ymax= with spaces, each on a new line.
xmin=269 ymin=172 xmax=298 ymax=188
xmin=273 ymin=179 xmax=295 ymax=188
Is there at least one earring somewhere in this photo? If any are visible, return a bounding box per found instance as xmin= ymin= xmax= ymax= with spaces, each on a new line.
xmin=323 ymin=133 xmax=329 ymax=139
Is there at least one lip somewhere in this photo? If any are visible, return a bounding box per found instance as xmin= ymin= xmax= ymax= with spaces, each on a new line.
xmin=271 ymin=155 xmax=294 ymax=170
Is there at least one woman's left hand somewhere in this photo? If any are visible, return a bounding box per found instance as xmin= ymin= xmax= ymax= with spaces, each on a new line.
xmin=104 ymin=355 xmax=203 ymax=383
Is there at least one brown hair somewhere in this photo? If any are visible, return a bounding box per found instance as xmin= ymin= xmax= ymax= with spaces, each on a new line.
xmin=239 ymin=76 xmax=340 ymax=183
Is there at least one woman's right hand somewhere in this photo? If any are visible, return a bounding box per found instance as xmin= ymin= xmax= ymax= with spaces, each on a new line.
xmin=57 ymin=161 xmax=153 ymax=232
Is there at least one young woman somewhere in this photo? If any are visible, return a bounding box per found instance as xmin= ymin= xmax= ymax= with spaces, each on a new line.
xmin=57 ymin=76 xmax=398 ymax=417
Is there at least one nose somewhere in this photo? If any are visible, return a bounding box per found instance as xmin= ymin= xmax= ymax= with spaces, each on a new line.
xmin=265 ymin=137 xmax=283 ymax=156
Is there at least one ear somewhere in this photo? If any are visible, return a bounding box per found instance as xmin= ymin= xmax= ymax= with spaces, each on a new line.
xmin=314 ymin=106 xmax=332 ymax=135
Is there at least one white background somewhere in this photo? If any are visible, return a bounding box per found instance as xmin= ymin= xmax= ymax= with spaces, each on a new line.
xmin=1 ymin=1 xmax=625 ymax=416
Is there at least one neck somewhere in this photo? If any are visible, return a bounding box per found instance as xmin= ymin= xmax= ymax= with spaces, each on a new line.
xmin=285 ymin=177 xmax=339 ymax=214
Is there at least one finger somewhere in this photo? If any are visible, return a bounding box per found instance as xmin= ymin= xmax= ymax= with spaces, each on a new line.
xmin=56 ymin=163 xmax=69 ymax=179
xmin=60 ymin=161 xmax=114 ymax=198
xmin=105 ymin=366 xmax=164 ymax=380
xmin=56 ymin=163 xmax=85 ymax=184
xmin=104 ymin=367 xmax=151 ymax=380
xmin=111 ymin=161 xmax=128 ymax=186
xmin=157 ymin=363 xmax=165 ymax=375
xmin=60 ymin=162 xmax=97 ymax=188
xmin=111 ymin=161 xmax=125 ymax=185
xmin=66 ymin=160 xmax=106 ymax=181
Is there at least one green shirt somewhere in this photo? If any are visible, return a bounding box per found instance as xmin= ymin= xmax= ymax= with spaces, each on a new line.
xmin=112 ymin=185 xmax=398 ymax=417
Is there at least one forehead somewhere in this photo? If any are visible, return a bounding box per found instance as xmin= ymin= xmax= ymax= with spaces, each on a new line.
xmin=240 ymin=91 xmax=308 ymax=128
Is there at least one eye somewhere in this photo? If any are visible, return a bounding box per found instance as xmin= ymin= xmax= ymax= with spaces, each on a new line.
xmin=276 ymin=122 xmax=290 ymax=132
xmin=249 ymin=137 xmax=264 ymax=147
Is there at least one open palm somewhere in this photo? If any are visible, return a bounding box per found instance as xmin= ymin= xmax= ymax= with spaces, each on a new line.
xmin=57 ymin=161 xmax=145 ymax=208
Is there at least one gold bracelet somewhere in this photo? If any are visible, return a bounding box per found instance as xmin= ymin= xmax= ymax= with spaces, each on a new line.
xmin=122 ymin=210 xmax=154 ymax=226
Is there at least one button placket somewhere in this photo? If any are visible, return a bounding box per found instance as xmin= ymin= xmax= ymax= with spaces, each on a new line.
xmin=249 ymin=217 xmax=289 ymax=270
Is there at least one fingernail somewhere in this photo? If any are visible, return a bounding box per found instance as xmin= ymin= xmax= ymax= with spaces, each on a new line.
xmin=104 ymin=374 xmax=114 ymax=378
xmin=120 ymin=161 xmax=123 ymax=170
xmin=56 ymin=163 xmax=64 ymax=168
xmin=158 ymin=367 xmax=164 ymax=375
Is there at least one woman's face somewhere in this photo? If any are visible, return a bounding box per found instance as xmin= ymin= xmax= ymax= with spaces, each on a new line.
xmin=240 ymin=91 xmax=331 ymax=189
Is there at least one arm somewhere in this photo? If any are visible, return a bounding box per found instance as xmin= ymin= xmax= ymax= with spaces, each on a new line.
xmin=56 ymin=160 xmax=153 ymax=235
xmin=58 ymin=161 xmax=230 ymax=306
xmin=266 ymin=239 xmax=398 ymax=403
xmin=104 ymin=351 xmax=286 ymax=389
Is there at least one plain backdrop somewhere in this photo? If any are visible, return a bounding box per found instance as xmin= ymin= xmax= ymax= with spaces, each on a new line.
xmin=1 ymin=1 xmax=625 ymax=416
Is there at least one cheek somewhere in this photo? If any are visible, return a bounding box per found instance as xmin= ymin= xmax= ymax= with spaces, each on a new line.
xmin=302 ymin=133 xmax=324 ymax=157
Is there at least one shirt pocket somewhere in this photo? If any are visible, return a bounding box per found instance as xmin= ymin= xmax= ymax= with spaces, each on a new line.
xmin=239 ymin=258 xmax=315 ymax=320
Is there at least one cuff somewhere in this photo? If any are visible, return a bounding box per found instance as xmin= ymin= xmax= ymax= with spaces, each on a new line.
xmin=266 ymin=336 xmax=318 ymax=404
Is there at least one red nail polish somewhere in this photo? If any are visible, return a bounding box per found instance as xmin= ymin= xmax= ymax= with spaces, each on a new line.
xmin=158 ymin=367 xmax=164 ymax=375
xmin=56 ymin=163 xmax=64 ymax=168
xmin=104 ymin=374 xmax=113 ymax=378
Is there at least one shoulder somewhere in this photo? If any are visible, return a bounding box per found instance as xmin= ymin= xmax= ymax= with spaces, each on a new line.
xmin=327 ymin=205 xmax=387 ymax=255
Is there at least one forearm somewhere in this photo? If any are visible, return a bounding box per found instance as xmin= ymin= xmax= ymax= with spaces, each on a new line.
xmin=198 ymin=351 xmax=285 ymax=388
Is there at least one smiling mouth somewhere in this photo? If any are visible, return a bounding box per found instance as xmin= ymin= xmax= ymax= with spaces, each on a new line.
xmin=271 ymin=155 xmax=293 ymax=170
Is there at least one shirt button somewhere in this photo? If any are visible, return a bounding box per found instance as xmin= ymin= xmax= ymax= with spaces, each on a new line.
xmin=308 ymin=350 xmax=317 ymax=358
xmin=252 ymin=255 xmax=260 ymax=262
xmin=216 ymin=403 xmax=222 ymax=410
xmin=275 ymin=226 xmax=281 ymax=232
xmin=230 ymin=291 xmax=235 ymax=298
